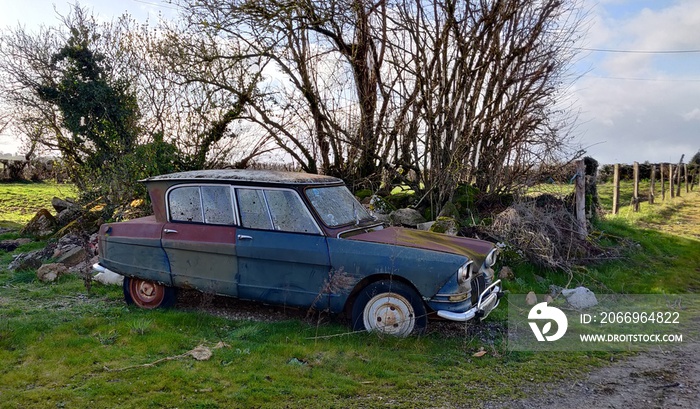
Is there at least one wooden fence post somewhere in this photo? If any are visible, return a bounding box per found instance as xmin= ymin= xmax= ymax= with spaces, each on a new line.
xmin=685 ymin=164 xmax=689 ymax=193
xmin=575 ymin=160 xmax=587 ymax=238
xmin=649 ymin=164 xmax=655 ymax=204
xmin=660 ymin=163 xmax=665 ymax=201
xmin=676 ymin=162 xmax=682 ymax=198
xmin=670 ymin=163 xmax=675 ymax=198
xmin=633 ymin=162 xmax=640 ymax=212
xmin=612 ymin=164 xmax=620 ymax=215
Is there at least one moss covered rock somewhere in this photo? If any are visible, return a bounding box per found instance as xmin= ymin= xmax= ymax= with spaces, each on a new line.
xmin=429 ymin=216 xmax=459 ymax=236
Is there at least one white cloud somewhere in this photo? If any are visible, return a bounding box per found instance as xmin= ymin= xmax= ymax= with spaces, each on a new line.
xmin=573 ymin=0 xmax=700 ymax=164
xmin=682 ymin=108 xmax=700 ymax=121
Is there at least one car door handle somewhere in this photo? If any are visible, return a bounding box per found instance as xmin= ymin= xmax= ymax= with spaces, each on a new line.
xmin=163 ymin=229 xmax=178 ymax=234
xmin=237 ymin=234 xmax=253 ymax=241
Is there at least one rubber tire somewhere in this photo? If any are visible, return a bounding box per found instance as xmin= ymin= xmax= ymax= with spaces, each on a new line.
xmin=123 ymin=276 xmax=176 ymax=309
xmin=351 ymin=280 xmax=427 ymax=336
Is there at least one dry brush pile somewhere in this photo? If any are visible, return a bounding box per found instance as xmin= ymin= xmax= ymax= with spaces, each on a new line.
xmin=486 ymin=194 xmax=611 ymax=271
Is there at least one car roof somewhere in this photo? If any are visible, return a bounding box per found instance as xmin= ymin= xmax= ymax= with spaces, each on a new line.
xmin=141 ymin=169 xmax=343 ymax=185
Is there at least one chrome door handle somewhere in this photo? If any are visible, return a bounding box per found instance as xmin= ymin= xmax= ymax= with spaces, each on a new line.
xmin=164 ymin=229 xmax=178 ymax=234
xmin=237 ymin=234 xmax=253 ymax=240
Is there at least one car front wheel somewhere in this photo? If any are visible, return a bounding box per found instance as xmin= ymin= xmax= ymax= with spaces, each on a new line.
xmin=351 ymin=280 xmax=427 ymax=336
xmin=123 ymin=277 xmax=176 ymax=309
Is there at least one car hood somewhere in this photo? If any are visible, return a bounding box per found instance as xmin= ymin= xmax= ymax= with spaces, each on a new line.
xmin=348 ymin=227 xmax=494 ymax=262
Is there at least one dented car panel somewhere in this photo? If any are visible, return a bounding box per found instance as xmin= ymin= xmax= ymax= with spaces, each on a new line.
xmin=95 ymin=169 xmax=503 ymax=334
xmin=326 ymin=238 xmax=466 ymax=303
xmin=236 ymin=228 xmax=332 ymax=309
xmin=99 ymin=216 xmax=171 ymax=285
xmin=162 ymin=223 xmax=238 ymax=296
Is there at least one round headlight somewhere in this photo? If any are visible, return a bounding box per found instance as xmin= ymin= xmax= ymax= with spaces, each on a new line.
xmin=484 ymin=248 xmax=498 ymax=268
xmin=457 ymin=261 xmax=473 ymax=285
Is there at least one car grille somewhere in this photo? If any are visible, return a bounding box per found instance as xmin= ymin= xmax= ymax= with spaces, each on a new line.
xmin=470 ymin=273 xmax=487 ymax=305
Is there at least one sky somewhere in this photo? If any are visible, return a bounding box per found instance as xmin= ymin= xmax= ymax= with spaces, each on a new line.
xmin=0 ymin=0 xmax=698 ymax=165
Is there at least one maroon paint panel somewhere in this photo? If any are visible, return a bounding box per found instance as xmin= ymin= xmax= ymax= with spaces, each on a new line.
xmin=103 ymin=215 xmax=164 ymax=239
xmin=349 ymin=227 xmax=493 ymax=261
xmin=99 ymin=216 xmax=171 ymax=285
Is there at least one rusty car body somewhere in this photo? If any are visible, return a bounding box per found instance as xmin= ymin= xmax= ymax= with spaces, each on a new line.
xmin=93 ymin=170 xmax=503 ymax=336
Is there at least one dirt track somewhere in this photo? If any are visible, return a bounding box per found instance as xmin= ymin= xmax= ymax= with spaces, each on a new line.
xmin=484 ymin=341 xmax=700 ymax=409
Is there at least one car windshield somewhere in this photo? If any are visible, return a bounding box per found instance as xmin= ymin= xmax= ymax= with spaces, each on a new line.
xmin=306 ymin=185 xmax=373 ymax=227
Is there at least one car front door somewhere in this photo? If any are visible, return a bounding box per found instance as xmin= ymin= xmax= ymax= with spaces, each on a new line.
xmin=234 ymin=187 xmax=332 ymax=309
xmin=161 ymin=185 xmax=239 ymax=296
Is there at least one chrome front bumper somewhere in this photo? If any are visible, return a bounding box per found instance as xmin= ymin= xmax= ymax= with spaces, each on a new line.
xmin=436 ymin=280 xmax=502 ymax=322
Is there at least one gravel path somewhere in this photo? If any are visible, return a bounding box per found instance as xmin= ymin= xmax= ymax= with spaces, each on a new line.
xmin=484 ymin=341 xmax=700 ymax=409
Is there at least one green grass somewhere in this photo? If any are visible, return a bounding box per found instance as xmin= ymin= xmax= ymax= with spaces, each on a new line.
xmin=0 ymin=181 xmax=698 ymax=407
xmin=0 ymin=272 xmax=612 ymax=408
xmin=0 ymin=182 xmax=77 ymax=224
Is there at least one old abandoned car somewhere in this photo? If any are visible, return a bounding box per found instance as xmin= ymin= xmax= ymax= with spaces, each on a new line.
xmin=93 ymin=170 xmax=502 ymax=336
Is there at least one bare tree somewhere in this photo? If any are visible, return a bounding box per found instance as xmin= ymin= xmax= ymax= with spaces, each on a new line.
xmin=168 ymin=0 xmax=584 ymax=203
xmin=384 ymin=0 xmax=585 ymax=204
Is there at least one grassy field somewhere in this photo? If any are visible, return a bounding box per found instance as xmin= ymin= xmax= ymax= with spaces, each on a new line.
xmin=0 ymin=181 xmax=699 ymax=408
xmin=0 ymin=182 xmax=77 ymax=225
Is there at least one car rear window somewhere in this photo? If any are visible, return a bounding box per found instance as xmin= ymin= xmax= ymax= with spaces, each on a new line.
xmin=168 ymin=185 xmax=235 ymax=225
xmin=169 ymin=186 xmax=203 ymax=223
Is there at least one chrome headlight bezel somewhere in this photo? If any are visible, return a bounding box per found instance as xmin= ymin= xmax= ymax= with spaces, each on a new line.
xmin=484 ymin=248 xmax=498 ymax=269
xmin=457 ymin=261 xmax=473 ymax=285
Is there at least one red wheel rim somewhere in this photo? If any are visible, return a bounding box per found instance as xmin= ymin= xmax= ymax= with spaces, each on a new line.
xmin=129 ymin=278 xmax=165 ymax=309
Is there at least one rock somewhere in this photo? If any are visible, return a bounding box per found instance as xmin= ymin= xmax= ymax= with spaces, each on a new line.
xmin=57 ymin=206 xmax=84 ymax=227
xmin=429 ymin=217 xmax=459 ymax=235
xmin=51 ymin=197 xmax=76 ymax=213
xmin=56 ymin=246 xmax=87 ymax=268
xmin=389 ymin=208 xmax=426 ymax=227
xmin=36 ymin=263 xmax=68 ymax=282
xmin=8 ymin=240 xmax=58 ymax=271
xmin=544 ymin=294 xmax=554 ymax=303
xmin=0 ymin=238 xmax=32 ymax=252
xmin=88 ymin=233 xmax=99 ymax=257
xmin=54 ymin=220 xmax=83 ymax=238
xmin=8 ymin=251 xmax=44 ymax=271
xmin=525 ymin=291 xmax=538 ymax=306
xmin=498 ymin=266 xmax=514 ymax=280
xmin=438 ymin=201 xmax=460 ymax=220
xmin=534 ymin=274 xmax=546 ymax=283
xmin=549 ymin=285 xmax=563 ymax=297
xmin=69 ymin=255 xmax=99 ymax=275
xmin=416 ymin=221 xmax=436 ymax=231
xmin=562 ymin=286 xmax=598 ymax=309
xmin=371 ymin=212 xmax=391 ymax=224
xmin=20 ymin=209 xmax=57 ymax=238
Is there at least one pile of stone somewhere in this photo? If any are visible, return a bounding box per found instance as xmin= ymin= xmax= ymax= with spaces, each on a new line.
xmin=6 ymin=232 xmax=99 ymax=282
xmin=4 ymin=196 xmax=102 ymax=283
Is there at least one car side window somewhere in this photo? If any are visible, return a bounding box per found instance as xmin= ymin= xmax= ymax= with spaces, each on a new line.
xmin=169 ymin=186 xmax=203 ymax=223
xmin=236 ymin=188 xmax=273 ymax=230
xmin=202 ymin=186 xmax=234 ymax=225
xmin=265 ymin=189 xmax=319 ymax=234
xmin=169 ymin=185 xmax=235 ymax=225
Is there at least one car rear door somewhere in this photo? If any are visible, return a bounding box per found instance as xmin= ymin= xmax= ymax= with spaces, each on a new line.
xmin=161 ymin=184 xmax=239 ymax=297
xmin=233 ymin=187 xmax=332 ymax=309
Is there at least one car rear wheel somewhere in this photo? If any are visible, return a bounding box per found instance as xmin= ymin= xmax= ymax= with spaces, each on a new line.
xmin=123 ymin=277 xmax=176 ymax=309
xmin=351 ymin=280 xmax=427 ymax=336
